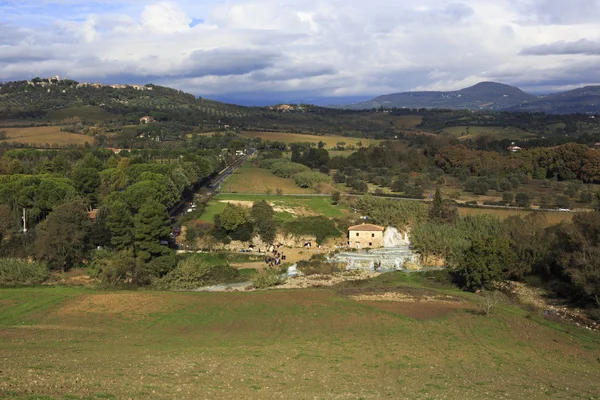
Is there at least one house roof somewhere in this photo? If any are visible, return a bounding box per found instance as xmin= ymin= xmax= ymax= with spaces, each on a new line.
xmin=88 ymin=209 xmax=99 ymax=220
xmin=348 ymin=223 xmax=385 ymax=232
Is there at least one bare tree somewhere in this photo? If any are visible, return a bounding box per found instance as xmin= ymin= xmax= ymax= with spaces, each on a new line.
xmin=478 ymin=290 xmax=505 ymax=316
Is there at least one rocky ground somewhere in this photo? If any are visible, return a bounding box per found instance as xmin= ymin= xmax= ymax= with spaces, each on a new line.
xmin=495 ymin=280 xmax=600 ymax=332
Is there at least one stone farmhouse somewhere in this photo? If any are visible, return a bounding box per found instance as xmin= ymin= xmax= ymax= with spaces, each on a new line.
xmin=348 ymin=223 xmax=385 ymax=249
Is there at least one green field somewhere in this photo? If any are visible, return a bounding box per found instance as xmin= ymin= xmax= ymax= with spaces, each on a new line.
xmin=220 ymin=164 xmax=314 ymax=194
xmin=442 ymin=126 xmax=537 ymax=141
xmin=198 ymin=194 xmax=346 ymax=224
xmin=1 ymin=273 xmax=599 ymax=399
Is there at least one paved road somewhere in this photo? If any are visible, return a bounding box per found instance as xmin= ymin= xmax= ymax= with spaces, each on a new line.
xmin=169 ymin=148 xmax=255 ymax=218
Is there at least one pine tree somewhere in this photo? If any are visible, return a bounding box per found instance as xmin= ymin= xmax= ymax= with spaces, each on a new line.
xmin=106 ymin=201 xmax=134 ymax=251
xmin=429 ymin=188 xmax=458 ymax=223
xmin=133 ymin=200 xmax=171 ymax=262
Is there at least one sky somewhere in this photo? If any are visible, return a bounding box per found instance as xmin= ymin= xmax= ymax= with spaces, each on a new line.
xmin=1 ymin=0 xmax=600 ymax=105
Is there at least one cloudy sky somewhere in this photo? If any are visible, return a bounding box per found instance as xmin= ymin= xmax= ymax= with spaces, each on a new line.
xmin=1 ymin=0 xmax=600 ymax=105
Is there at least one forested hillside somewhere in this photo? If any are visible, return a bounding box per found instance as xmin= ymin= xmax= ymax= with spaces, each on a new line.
xmin=0 ymin=78 xmax=250 ymax=124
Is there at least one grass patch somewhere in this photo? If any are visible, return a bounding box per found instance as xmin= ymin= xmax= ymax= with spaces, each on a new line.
xmin=198 ymin=194 xmax=346 ymax=224
xmin=221 ymin=163 xmax=313 ymax=194
xmin=0 ymin=283 xmax=599 ymax=399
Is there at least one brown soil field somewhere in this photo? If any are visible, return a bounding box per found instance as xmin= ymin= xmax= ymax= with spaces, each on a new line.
xmin=241 ymin=131 xmax=382 ymax=148
xmin=1 ymin=284 xmax=599 ymax=399
xmin=0 ymin=126 xmax=92 ymax=146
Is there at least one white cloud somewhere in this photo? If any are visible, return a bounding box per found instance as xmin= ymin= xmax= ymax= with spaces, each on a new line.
xmin=141 ymin=2 xmax=191 ymax=34
xmin=0 ymin=0 xmax=599 ymax=103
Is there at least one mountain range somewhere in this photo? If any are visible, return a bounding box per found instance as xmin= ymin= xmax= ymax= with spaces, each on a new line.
xmin=338 ymin=82 xmax=600 ymax=114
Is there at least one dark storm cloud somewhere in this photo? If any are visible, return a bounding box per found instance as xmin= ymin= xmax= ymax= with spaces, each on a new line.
xmin=250 ymin=64 xmax=336 ymax=82
xmin=180 ymin=48 xmax=279 ymax=77
xmin=521 ymin=39 xmax=600 ymax=55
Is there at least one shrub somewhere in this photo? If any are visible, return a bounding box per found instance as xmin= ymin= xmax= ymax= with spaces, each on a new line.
xmin=252 ymin=267 xmax=285 ymax=289
xmin=580 ymin=191 xmax=594 ymax=204
xmin=0 ymin=259 xmax=49 ymax=285
xmin=271 ymin=160 xmax=309 ymax=178
xmin=283 ymin=216 xmax=340 ymax=244
xmin=355 ymin=195 xmax=428 ymax=229
xmin=515 ymin=192 xmax=531 ymax=208
xmin=157 ymin=256 xmax=240 ymax=289
xmin=293 ymin=171 xmax=332 ymax=188
xmin=502 ymin=192 xmax=514 ymax=204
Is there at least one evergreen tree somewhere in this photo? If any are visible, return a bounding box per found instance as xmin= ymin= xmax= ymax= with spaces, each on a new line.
xmin=106 ymin=201 xmax=134 ymax=250
xmin=34 ymin=198 xmax=91 ymax=271
xmin=429 ymin=188 xmax=458 ymax=223
xmin=133 ymin=200 xmax=172 ymax=262
xmin=251 ymin=200 xmax=277 ymax=244
xmin=454 ymin=236 xmax=517 ymax=290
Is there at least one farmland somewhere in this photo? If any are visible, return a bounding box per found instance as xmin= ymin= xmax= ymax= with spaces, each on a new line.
xmin=220 ymin=164 xmax=314 ymax=195
xmin=441 ymin=126 xmax=537 ymax=141
xmin=0 ymin=126 xmax=92 ymax=146
xmin=1 ymin=275 xmax=600 ymax=400
xmin=241 ymin=131 xmax=382 ymax=148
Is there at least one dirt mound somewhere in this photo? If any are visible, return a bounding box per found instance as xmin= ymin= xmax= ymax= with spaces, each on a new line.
xmin=219 ymin=200 xmax=315 ymax=216
xmin=275 ymin=271 xmax=380 ymax=290
xmin=54 ymin=293 xmax=172 ymax=318
xmin=343 ymin=287 xmax=474 ymax=319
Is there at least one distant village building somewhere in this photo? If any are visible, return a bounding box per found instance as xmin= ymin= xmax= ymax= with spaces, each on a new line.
xmin=507 ymin=145 xmax=522 ymax=152
xmin=140 ymin=116 xmax=155 ymax=124
xmin=348 ymin=223 xmax=385 ymax=249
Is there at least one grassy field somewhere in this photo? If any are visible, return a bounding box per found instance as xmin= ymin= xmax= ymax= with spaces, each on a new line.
xmin=0 ymin=126 xmax=92 ymax=146
xmin=441 ymin=126 xmax=537 ymax=141
xmin=458 ymin=206 xmax=578 ymax=225
xmin=241 ymin=131 xmax=382 ymax=149
xmin=1 ymin=273 xmax=599 ymax=399
xmin=45 ymin=106 xmax=121 ymax=122
xmin=220 ymin=164 xmax=313 ymax=194
xmin=198 ymin=194 xmax=346 ymax=224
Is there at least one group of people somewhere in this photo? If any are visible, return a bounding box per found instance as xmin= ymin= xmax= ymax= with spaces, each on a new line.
xmin=265 ymin=244 xmax=286 ymax=267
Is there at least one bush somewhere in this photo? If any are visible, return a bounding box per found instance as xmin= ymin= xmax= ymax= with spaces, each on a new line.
xmin=283 ymin=216 xmax=340 ymax=244
xmin=157 ymin=256 xmax=240 ymax=289
xmin=502 ymin=192 xmax=514 ymax=204
xmin=252 ymin=267 xmax=285 ymax=289
xmin=515 ymin=192 xmax=531 ymax=208
xmin=355 ymin=195 xmax=428 ymax=229
xmin=293 ymin=171 xmax=332 ymax=188
xmin=0 ymin=259 xmax=49 ymax=285
xmin=271 ymin=160 xmax=309 ymax=178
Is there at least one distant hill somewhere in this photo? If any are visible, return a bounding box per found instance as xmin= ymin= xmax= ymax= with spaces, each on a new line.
xmin=505 ymin=86 xmax=600 ymax=114
xmin=340 ymin=82 xmax=600 ymax=114
xmin=342 ymin=82 xmax=535 ymax=111
xmin=0 ymin=77 xmax=251 ymax=124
